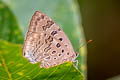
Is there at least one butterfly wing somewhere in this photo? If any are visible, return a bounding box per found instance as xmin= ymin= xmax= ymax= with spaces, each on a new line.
xmin=23 ymin=11 xmax=78 ymax=68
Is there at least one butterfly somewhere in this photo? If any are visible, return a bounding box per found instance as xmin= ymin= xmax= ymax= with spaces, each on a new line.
xmin=22 ymin=11 xmax=78 ymax=68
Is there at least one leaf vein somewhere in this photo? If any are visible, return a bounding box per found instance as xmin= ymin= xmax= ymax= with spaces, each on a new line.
xmin=11 ymin=63 xmax=29 ymax=74
xmin=16 ymin=66 xmax=38 ymax=80
xmin=32 ymin=68 xmax=44 ymax=79
xmin=1 ymin=56 xmax=12 ymax=80
xmin=45 ymin=66 xmax=59 ymax=80
xmin=58 ymin=65 xmax=72 ymax=80
xmin=0 ymin=76 xmax=8 ymax=80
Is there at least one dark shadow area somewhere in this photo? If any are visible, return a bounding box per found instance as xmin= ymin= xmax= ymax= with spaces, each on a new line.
xmin=78 ymin=0 xmax=120 ymax=80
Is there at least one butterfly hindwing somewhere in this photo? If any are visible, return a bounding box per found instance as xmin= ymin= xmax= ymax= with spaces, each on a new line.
xmin=23 ymin=11 xmax=78 ymax=68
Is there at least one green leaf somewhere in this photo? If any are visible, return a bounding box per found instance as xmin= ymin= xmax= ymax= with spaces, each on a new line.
xmin=0 ymin=40 xmax=84 ymax=80
xmin=0 ymin=1 xmax=23 ymax=44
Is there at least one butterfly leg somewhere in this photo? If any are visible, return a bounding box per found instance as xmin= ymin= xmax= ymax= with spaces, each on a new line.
xmin=73 ymin=60 xmax=79 ymax=70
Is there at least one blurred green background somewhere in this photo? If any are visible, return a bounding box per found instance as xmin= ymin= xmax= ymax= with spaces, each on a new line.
xmin=78 ymin=0 xmax=120 ymax=80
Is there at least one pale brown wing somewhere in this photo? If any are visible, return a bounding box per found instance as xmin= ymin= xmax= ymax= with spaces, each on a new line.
xmin=22 ymin=11 xmax=78 ymax=68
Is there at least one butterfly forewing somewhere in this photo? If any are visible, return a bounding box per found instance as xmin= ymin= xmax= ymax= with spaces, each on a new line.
xmin=23 ymin=11 xmax=78 ymax=68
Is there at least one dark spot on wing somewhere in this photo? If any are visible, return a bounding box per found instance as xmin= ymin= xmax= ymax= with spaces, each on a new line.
xmin=47 ymin=20 xmax=54 ymax=28
xmin=42 ymin=26 xmax=47 ymax=30
xmin=52 ymin=51 xmax=56 ymax=54
xmin=65 ymin=44 xmax=67 ymax=47
xmin=35 ymin=21 xmax=37 ymax=25
xmin=67 ymin=52 xmax=69 ymax=55
xmin=62 ymin=49 xmax=64 ymax=53
xmin=51 ymin=31 xmax=57 ymax=36
xmin=41 ymin=15 xmax=44 ymax=19
xmin=59 ymin=38 xmax=63 ymax=41
xmin=33 ymin=27 xmax=36 ymax=32
xmin=54 ymin=57 xmax=57 ymax=59
xmin=37 ymin=17 xmax=41 ymax=21
xmin=56 ymin=43 xmax=61 ymax=48
xmin=48 ymin=36 xmax=53 ymax=42
xmin=58 ymin=53 xmax=62 ymax=56
xmin=58 ymin=28 xmax=61 ymax=31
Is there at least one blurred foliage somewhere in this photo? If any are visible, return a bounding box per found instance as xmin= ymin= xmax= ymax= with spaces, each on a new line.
xmin=0 ymin=1 xmax=23 ymax=44
xmin=0 ymin=0 xmax=86 ymax=80
xmin=0 ymin=40 xmax=84 ymax=80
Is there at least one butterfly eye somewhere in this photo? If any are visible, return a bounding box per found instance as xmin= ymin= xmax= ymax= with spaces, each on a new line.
xmin=56 ymin=43 xmax=61 ymax=48
xmin=75 ymin=52 xmax=78 ymax=57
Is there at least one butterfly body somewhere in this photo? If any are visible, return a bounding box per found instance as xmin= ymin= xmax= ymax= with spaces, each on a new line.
xmin=23 ymin=11 xmax=78 ymax=68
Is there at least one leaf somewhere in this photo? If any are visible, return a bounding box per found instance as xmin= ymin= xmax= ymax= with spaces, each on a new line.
xmin=0 ymin=1 xmax=24 ymax=44
xmin=0 ymin=40 xmax=84 ymax=80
